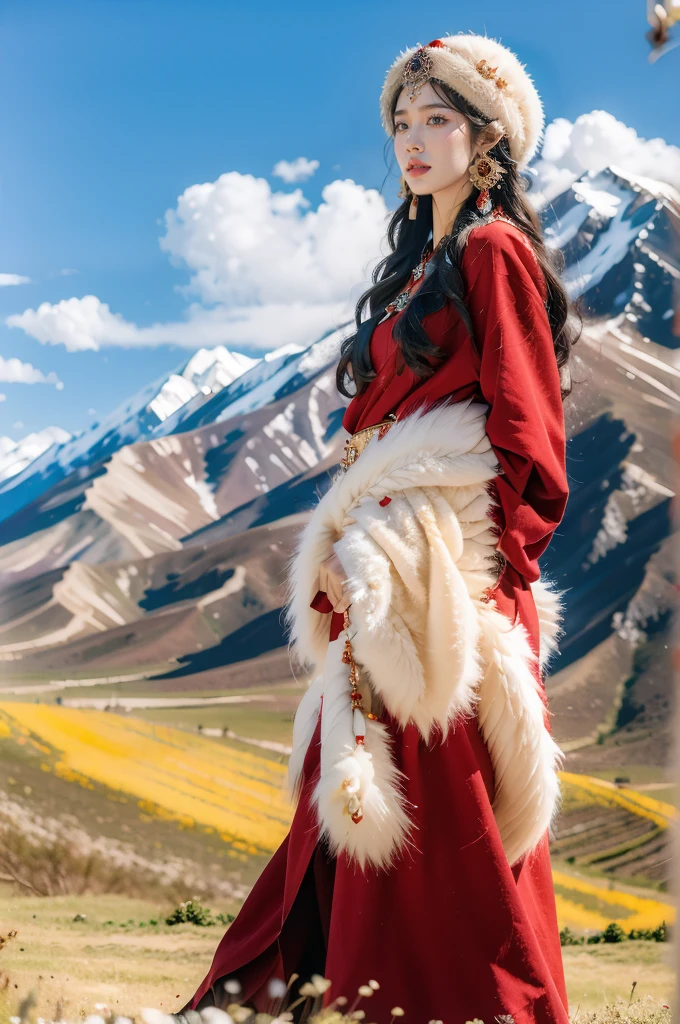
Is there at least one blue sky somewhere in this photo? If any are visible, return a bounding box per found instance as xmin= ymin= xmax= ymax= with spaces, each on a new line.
xmin=1 ymin=0 xmax=678 ymax=441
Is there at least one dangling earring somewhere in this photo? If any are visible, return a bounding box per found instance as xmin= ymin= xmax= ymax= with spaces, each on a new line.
xmin=398 ymin=176 xmax=419 ymax=220
xmin=468 ymin=151 xmax=506 ymax=215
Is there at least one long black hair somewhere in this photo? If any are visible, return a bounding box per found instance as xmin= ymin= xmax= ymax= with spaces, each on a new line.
xmin=336 ymin=79 xmax=582 ymax=401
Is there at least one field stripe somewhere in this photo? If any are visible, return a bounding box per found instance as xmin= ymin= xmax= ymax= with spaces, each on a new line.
xmin=553 ymin=869 xmax=674 ymax=930
xmin=0 ymin=704 xmax=292 ymax=854
xmin=559 ymin=771 xmax=677 ymax=828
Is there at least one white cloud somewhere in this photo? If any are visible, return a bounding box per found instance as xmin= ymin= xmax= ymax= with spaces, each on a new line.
xmin=7 ymin=294 xmax=352 ymax=352
xmin=531 ymin=110 xmax=680 ymax=207
xmin=7 ymin=172 xmax=390 ymax=352
xmin=161 ymin=173 xmax=388 ymax=307
xmin=272 ymin=157 xmax=319 ymax=183
xmin=0 ymin=273 xmax=31 ymax=287
xmin=0 ymin=355 xmax=62 ymax=387
xmin=7 ymin=295 xmax=136 ymax=352
xmin=0 ymin=393 xmax=6 ymax=402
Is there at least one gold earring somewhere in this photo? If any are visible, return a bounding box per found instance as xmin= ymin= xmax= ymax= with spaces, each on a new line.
xmin=397 ymin=176 xmax=412 ymax=200
xmin=469 ymin=151 xmax=506 ymax=214
xmin=398 ymin=176 xmax=419 ymax=220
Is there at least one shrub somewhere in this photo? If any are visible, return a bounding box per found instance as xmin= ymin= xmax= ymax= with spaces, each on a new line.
xmin=165 ymin=899 xmax=214 ymax=927
xmin=559 ymin=926 xmax=583 ymax=946
xmin=164 ymin=899 xmax=235 ymax=927
xmin=602 ymin=922 xmax=626 ymax=943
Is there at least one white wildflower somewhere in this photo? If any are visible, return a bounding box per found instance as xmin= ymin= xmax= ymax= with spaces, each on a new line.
xmin=226 ymin=1008 xmax=249 ymax=1024
xmin=267 ymin=978 xmax=287 ymax=999
xmin=299 ymin=975 xmax=332 ymax=997
xmin=141 ymin=1010 xmax=175 ymax=1024
xmin=200 ymin=1009 xmax=235 ymax=1024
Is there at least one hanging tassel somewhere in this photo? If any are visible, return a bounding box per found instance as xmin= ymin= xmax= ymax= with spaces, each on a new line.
xmin=313 ymin=627 xmax=413 ymax=870
xmin=475 ymin=187 xmax=492 ymax=213
xmin=341 ymin=608 xmax=380 ymax=824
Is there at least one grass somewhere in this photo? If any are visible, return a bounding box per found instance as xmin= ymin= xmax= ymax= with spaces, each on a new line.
xmin=0 ymin=892 xmax=675 ymax=1019
xmin=562 ymin=941 xmax=674 ymax=1011
xmin=0 ymin=891 xmax=219 ymax=1019
xmin=134 ymin=701 xmax=296 ymax=746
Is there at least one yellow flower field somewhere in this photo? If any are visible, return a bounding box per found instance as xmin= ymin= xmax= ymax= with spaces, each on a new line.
xmin=559 ymin=770 xmax=677 ymax=828
xmin=0 ymin=703 xmax=291 ymax=855
xmin=553 ymin=869 xmax=674 ymax=931
xmin=0 ymin=704 xmax=675 ymax=931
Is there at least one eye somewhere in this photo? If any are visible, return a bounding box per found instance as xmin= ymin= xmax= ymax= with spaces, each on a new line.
xmin=428 ymin=114 xmax=449 ymax=125
xmin=394 ymin=120 xmax=408 ymax=132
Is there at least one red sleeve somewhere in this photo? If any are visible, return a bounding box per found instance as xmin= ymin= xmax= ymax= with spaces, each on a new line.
xmin=461 ymin=222 xmax=569 ymax=582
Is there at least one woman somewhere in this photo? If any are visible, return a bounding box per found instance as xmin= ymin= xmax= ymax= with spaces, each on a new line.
xmin=183 ymin=32 xmax=581 ymax=1024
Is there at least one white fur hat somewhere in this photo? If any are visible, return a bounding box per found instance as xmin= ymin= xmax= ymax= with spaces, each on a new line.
xmin=379 ymin=32 xmax=545 ymax=169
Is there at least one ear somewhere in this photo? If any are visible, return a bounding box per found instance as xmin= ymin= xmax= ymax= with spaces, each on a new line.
xmin=476 ymin=119 xmax=506 ymax=155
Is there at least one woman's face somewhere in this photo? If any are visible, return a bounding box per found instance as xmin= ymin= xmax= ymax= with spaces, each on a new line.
xmin=393 ymin=82 xmax=475 ymax=197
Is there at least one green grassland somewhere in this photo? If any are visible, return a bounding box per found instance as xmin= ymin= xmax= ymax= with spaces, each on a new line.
xmin=0 ymin=891 xmax=676 ymax=1019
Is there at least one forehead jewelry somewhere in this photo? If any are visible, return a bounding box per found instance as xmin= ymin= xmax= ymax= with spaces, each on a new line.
xmin=402 ymin=38 xmax=444 ymax=102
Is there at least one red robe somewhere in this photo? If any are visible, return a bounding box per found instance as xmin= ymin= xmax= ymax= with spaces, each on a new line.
xmin=185 ymin=218 xmax=570 ymax=1023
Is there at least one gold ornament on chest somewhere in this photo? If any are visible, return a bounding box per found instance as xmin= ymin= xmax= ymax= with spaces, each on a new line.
xmin=340 ymin=415 xmax=398 ymax=470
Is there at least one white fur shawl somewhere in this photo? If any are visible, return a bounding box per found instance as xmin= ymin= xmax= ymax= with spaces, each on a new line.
xmin=283 ymin=398 xmax=564 ymax=871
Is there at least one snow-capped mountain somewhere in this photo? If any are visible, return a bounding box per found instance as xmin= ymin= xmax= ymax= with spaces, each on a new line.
xmin=0 ymin=426 xmax=72 ymax=484
xmin=0 ymin=163 xmax=676 ymax=768
xmin=0 ymin=344 xmax=262 ymax=521
xmin=542 ymin=165 xmax=680 ymax=348
xmin=146 ymin=347 xmax=258 ymax=422
xmin=181 ymin=345 xmax=260 ymax=394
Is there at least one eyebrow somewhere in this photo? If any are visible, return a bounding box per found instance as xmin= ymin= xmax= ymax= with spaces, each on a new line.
xmin=393 ymin=102 xmax=452 ymax=116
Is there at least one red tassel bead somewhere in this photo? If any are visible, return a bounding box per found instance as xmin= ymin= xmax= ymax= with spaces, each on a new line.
xmin=476 ymin=188 xmax=490 ymax=211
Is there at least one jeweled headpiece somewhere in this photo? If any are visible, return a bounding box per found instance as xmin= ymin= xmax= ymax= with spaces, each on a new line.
xmin=381 ymin=31 xmax=545 ymax=169
xmin=402 ymin=38 xmax=443 ymax=100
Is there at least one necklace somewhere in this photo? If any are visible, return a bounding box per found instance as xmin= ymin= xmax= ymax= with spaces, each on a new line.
xmin=379 ymin=204 xmax=517 ymax=323
xmin=381 ymin=235 xmax=447 ymax=320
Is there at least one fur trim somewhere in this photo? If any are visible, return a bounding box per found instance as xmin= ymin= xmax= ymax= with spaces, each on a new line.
xmin=285 ymin=398 xmax=564 ymax=871
xmin=379 ymin=33 xmax=545 ymax=169
xmin=530 ymin=577 xmax=565 ymax=672
xmin=334 ymin=483 xmax=489 ymax=741
xmin=476 ymin=602 xmax=564 ymax=866
xmin=288 ymin=671 xmax=325 ymax=800
xmin=282 ymin=398 xmax=497 ymax=676
xmin=312 ymin=636 xmax=414 ymax=870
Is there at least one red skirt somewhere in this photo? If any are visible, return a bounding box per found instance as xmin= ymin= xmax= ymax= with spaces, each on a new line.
xmin=186 ymin=568 xmax=569 ymax=1023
